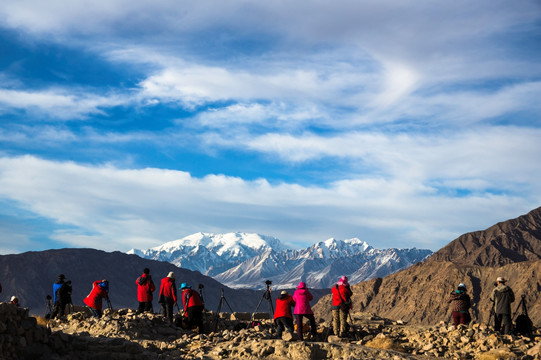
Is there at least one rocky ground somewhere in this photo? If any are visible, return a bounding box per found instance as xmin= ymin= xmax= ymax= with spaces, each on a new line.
xmin=1 ymin=302 xmax=540 ymax=359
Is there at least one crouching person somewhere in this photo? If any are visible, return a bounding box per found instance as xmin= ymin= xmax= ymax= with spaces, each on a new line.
xmin=84 ymin=279 xmax=109 ymax=318
xmin=274 ymin=290 xmax=295 ymax=339
xmin=181 ymin=283 xmax=205 ymax=333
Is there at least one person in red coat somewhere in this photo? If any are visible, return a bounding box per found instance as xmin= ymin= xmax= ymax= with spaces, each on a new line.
xmin=331 ymin=276 xmax=353 ymax=337
xmin=181 ymin=283 xmax=204 ymax=332
xmin=158 ymin=272 xmax=177 ymax=321
xmin=274 ymin=290 xmax=295 ymax=338
xmin=136 ymin=268 xmax=156 ymax=314
xmin=84 ymin=279 xmax=109 ymax=318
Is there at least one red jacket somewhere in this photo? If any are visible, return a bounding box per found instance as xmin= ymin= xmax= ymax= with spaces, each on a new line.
xmin=83 ymin=281 xmax=108 ymax=310
xmin=182 ymin=289 xmax=203 ymax=311
xmin=332 ymin=284 xmax=352 ymax=308
xmin=136 ymin=274 xmax=156 ymax=302
xmin=274 ymin=294 xmax=295 ymax=319
xmin=159 ymin=277 xmax=177 ymax=303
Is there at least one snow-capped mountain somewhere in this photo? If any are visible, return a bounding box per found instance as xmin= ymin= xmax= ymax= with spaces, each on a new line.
xmin=129 ymin=233 xmax=432 ymax=289
xmin=213 ymin=238 xmax=432 ymax=289
xmin=127 ymin=232 xmax=285 ymax=276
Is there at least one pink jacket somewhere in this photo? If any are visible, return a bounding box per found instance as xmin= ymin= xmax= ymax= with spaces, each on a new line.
xmin=292 ymin=288 xmax=314 ymax=315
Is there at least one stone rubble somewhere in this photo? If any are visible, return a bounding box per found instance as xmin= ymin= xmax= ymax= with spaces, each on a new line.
xmin=1 ymin=302 xmax=539 ymax=359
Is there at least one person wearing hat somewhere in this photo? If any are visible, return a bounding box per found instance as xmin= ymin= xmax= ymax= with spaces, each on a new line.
xmin=292 ymin=281 xmax=317 ymax=341
xmin=331 ymin=276 xmax=353 ymax=337
xmin=274 ymin=290 xmax=295 ymax=339
xmin=10 ymin=296 xmax=20 ymax=308
xmin=158 ymin=272 xmax=177 ymax=321
xmin=180 ymin=283 xmax=205 ymax=333
xmin=136 ymin=268 xmax=156 ymax=314
xmin=447 ymin=283 xmax=471 ymax=327
xmin=51 ymin=274 xmax=72 ymax=319
xmin=490 ymin=276 xmax=515 ymax=334
xmin=84 ymin=279 xmax=109 ymax=318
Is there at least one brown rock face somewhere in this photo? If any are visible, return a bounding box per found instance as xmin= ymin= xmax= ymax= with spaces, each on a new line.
xmin=314 ymin=207 xmax=541 ymax=326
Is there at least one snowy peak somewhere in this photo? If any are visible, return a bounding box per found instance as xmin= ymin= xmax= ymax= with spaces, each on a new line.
xmin=129 ymin=233 xmax=432 ymax=289
xmin=128 ymin=232 xmax=285 ymax=276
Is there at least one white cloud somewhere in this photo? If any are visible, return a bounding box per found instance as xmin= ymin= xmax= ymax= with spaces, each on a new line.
xmin=0 ymin=88 xmax=128 ymax=119
xmin=0 ymin=155 xmax=538 ymax=252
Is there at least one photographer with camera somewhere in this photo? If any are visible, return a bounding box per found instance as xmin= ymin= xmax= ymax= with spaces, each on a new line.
xmin=83 ymin=279 xmax=109 ymax=318
xmin=490 ymin=276 xmax=515 ymax=335
xmin=51 ymin=274 xmax=72 ymax=319
xmin=292 ymin=281 xmax=317 ymax=341
xmin=136 ymin=268 xmax=156 ymax=314
xmin=181 ymin=283 xmax=205 ymax=333
xmin=274 ymin=290 xmax=295 ymax=339
xmin=332 ymin=276 xmax=353 ymax=337
xmin=447 ymin=283 xmax=471 ymax=326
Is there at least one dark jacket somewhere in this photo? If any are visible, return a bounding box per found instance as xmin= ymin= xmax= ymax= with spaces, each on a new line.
xmin=53 ymin=279 xmax=72 ymax=304
xmin=274 ymin=294 xmax=295 ymax=320
xmin=490 ymin=284 xmax=515 ymax=314
xmin=447 ymin=290 xmax=471 ymax=312
xmin=136 ymin=274 xmax=156 ymax=302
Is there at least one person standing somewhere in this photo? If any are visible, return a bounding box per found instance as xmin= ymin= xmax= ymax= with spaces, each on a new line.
xmin=331 ymin=276 xmax=353 ymax=337
xmin=180 ymin=283 xmax=205 ymax=333
xmin=136 ymin=268 xmax=156 ymax=313
xmin=158 ymin=272 xmax=177 ymax=321
xmin=447 ymin=283 xmax=471 ymax=327
xmin=274 ymin=290 xmax=295 ymax=339
xmin=490 ymin=276 xmax=515 ymax=335
xmin=84 ymin=279 xmax=109 ymax=318
xmin=51 ymin=274 xmax=72 ymax=319
xmin=292 ymin=281 xmax=317 ymax=341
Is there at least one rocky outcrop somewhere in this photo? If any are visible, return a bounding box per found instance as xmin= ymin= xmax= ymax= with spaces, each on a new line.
xmin=2 ymin=302 xmax=540 ymax=359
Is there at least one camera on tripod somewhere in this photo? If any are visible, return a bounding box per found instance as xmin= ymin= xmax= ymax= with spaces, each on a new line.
xmin=198 ymin=283 xmax=204 ymax=289
xmin=265 ymin=280 xmax=272 ymax=286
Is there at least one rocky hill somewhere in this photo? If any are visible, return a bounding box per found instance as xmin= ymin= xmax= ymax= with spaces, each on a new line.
xmin=313 ymin=207 xmax=541 ymax=326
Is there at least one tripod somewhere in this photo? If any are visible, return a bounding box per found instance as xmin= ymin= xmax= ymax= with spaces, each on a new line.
xmin=252 ymin=281 xmax=274 ymax=321
xmin=106 ymin=297 xmax=114 ymax=311
xmin=213 ymin=288 xmax=234 ymax=331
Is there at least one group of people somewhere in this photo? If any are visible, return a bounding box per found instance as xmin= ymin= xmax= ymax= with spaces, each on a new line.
xmin=47 ymin=268 xmax=205 ymax=332
xmin=1 ymin=271 xmax=519 ymax=338
xmin=447 ymin=276 xmax=516 ymax=335
xmin=273 ymin=276 xmax=353 ymax=340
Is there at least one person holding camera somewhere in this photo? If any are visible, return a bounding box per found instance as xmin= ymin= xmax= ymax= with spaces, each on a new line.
xmin=180 ymin=283 xmax=205 ymax=333
xmin=274 ymin=290 xmax=295 ymax=339
xmin=292 ymin=281 xmax=317 ymax=341
xmin=490 ymin=276 xmax=515 ymax=335
xmin=331 ymin=276 xmax=353 ymax=337
xmin=84 ymin=279 xmax=109 ymax=318
xmin=136 ymin=268 xmax=156 ymax=314
xmin=51 ymin=274 xmax=72 ymax=319
xmin=447 ymin=283 xmax=471 ymax=326
xmin=158 ymin=272 xmax=177 ymax=321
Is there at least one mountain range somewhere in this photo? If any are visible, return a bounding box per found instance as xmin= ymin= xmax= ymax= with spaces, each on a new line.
xmin=129 ymin=233 xmax=432 ymax=289
xmin=313 ymin=206 xmax=541 ymax=326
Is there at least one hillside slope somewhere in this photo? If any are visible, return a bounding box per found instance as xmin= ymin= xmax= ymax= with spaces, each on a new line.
xmin=313 ymin=207 xmax=541 ymax=326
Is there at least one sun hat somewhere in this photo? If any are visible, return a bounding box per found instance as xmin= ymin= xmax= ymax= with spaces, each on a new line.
xmin=496 ymin=277 xmax=506 ymax=283
xmin=180 ymin=283 xmax=191 ymax=289
xmin=281 ymin=290 xmax=288 ymax=295
xmin=458 ymin=283 xmax=466 ymax=290
xmin=167 ymin=272 xmax=175 ymax=279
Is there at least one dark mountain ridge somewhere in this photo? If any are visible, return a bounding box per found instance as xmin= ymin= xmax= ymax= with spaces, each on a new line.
xmin=0 ymin=248 xmax=326 ymax=315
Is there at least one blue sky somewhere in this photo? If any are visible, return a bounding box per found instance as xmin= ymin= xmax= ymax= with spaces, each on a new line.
xmin=0 ymin=0 xmax=540 ymax=254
